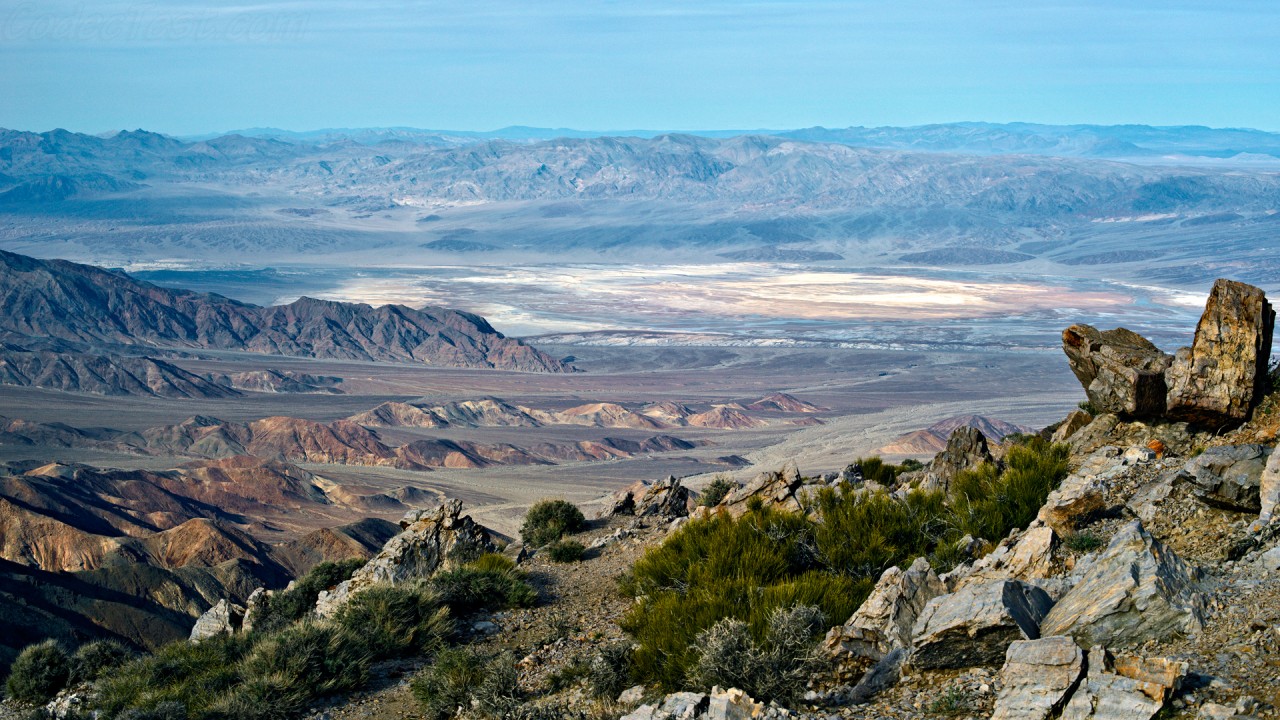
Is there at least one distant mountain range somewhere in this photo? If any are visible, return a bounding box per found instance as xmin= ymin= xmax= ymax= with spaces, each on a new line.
xmin=3 ymin=125 xmax=1280 ymax=289
xmin=0 ymin=250 xmax=569 ymax=372
xmin=183 ymin=122 xmax=1280 ymax=161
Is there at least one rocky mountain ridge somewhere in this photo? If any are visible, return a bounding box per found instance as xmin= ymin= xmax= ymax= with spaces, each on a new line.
xmin=0 ymin=250 xmax=569 ymax=372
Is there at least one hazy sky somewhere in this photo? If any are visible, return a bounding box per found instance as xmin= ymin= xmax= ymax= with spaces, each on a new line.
xmin=2 ymin=0 xmax=1277 ymax=135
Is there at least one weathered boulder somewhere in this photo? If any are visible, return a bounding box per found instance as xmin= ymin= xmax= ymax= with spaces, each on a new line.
xmin=909 ymin=579 xmax=1055 ymax=670
xmin=1038 ymin=447 xmax=1126 ymax=533
xmin=1040 ymin=521 xmax=1204 ymax=647
xmin=1165 ymin=279 xmax=1274 ymax=427
xmin=604 ymin=476 xmax=693 ymax=518
xmin=951 ymin=523 xmax=1059 ymax=591
xmin=1059 ymin=646 xmax=1186 ymax=720
xmin=705 ymin=687 xmax=764 ymax=720
xmin=189 ymin=598 xmax=244 ymax=641
xmin=1052 ymin=410 xmax=1095 ymax=444
xmin=1176 ymin=444 xmax=1271 ymax=512
xmin=721 ymin=462 xmax=809 ymax=516
xmin=1062 ymin=325 xmax=1173 ymax=418
xmin=920 ymin=426 xmax=995 ymax=492
xmin=316 ymin=499 xmax=494 ymax=617
xmin=991 ymin=636 xmax=1085 ymax=720
xmin=824 ymin=557 xmax=946 ymax=672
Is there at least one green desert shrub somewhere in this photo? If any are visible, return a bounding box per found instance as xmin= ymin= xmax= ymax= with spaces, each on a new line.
xmin=95 ymin=618 xmax=373 ymax=720
xmin=430 ymin=553 xmax=537 ymax=614
xmin=95 ymin=633 xmax=252 ymax=718
xmin=412 ymin=648 xmax=521 ymax=720
xmin=253 ymin=558 xmax=365 ymax=634
xmin=621 ymin=506 xmax=863 ymax=690
xmin=69 ymin=639 xmax=134 ymax=684
xmin=235 ymin=622 xmax=368 ymax=701
xmin=5 ymin=639 xmax=70 ymax=704
xmin=692 ymin=605 xmax=826 ymax=704
xmin=545 ymin=539 xmax=587 ymax=563
xmin=333 ymin=582 xmax=452 ymax=659
xmin=1064 ymin=531 xmax=1104 ymax=553
xmin=623 ymin=443 xmax=1070 ymax=691
xmin=699 ymin=476 xmax=736 ymax=507
xmin=521 ymin=499 xmax=586 ymax=547
xmin=948 ymin=437 xmax=1070 ymax=542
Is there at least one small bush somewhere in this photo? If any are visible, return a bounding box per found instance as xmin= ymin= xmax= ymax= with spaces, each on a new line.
xmin=412 ymin=648 xmax=521 ymax=720
xmin=1077 ymin=400 xmax=1099 ymax=415
xmin=545 ymin=662 xmax=591 ymax=693
xmin=236 ymin=622 xmax=368 ymax=703
xmin=699 ymin=476 xmax=736 ymax=507
xmin=521 ymin=500 xmax=586 ymax=547
xmin=692 ymin=606 xmax=826 ymax=705
xmin=1064 ymin=531 xmax=1104 ymax=553
xmin=69 ymin=639 xmax=134 ymax=684
xmin=5 ymin=640 xmax=70 ymax=704
xmin=586 ymin=643 xmax=634 ymax=699
xmin=334 ymin=583 xmax=451 ymax=659
xmin=899 ymin=458 xmax=925 ymax=472
xmin=545 ymin=540 xmax=586 ymax=563
xmin=927 ymin=686 xmax=975 ymax=715
xmin=431 ymin=554 xmax=537 ymax=614
xmin=254 ymin=558 xmax=365 ymax=635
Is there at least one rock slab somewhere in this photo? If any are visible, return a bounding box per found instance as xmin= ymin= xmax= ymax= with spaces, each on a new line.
xmin=1062 ymin=324 xmax=1173 ymax=418
xmin=991 ymin=636 xmax=1085 ymax=720
xmin=1039 ymin=521 xmax=1204 ymax=647
xmin=909 ymin=579 xmax=1055 ymax=670
xmin=824 ymin=557 xmax=945 ymax=669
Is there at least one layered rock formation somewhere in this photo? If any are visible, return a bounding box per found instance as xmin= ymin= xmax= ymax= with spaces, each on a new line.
xmin=1165 ymin=279 xmax=1275 ymax=426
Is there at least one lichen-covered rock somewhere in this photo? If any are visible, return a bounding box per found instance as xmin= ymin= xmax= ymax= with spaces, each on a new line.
xmin=1062 ymin=324 xmax=1173 ymax=418
xmin=1066 ymin=414 xmax=1200 ymax=459
xmin=1165 ymin=279 xmax=1274 ymax=427
xmin=991 ymin=636 xmax=1085 ymax=720
xmin=920 ymin=426 xmax=995 ymax=492
xmin=604 ymin=476 xmax=693 ymax=518
xmin=1176 ymin=444 xmax=1271 ymax=512
xmin=1039 ymin=521 xmax=1204 ymax=647
xmin=824 ymin=557 xmax=945 ymax=672
xmin=316 ymin=499 xmax=494 ymax=617
xmin=1059 ymin=646 xmax=1186 ymax=720
xmin=909 ymin=579 xmax=1055 ymax=670
xmin=189 ymin=598 xmax=244 ymax=641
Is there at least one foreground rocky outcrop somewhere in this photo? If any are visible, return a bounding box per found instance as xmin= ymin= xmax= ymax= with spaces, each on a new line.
xmin=1166 ymin=279 xmax=1275 ymax=426
xmin=1061 ymin=279 xmax=1274 ymax=428
xmin=316 ymin=500 xmax=495 ymax=617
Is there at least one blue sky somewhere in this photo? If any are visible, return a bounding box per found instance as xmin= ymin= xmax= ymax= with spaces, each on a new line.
xmin=2 ymin=0 xmax=1277 ymax=135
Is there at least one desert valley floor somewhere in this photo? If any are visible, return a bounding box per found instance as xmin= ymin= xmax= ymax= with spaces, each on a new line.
xmin=0 ymin=341 xmax=1080 ymax=536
